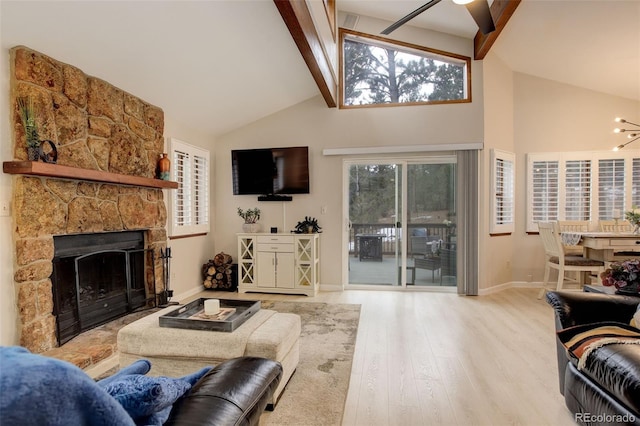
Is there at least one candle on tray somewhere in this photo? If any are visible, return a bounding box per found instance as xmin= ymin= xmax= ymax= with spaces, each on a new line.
xmin=204 ymin=299 xmax=220 ymax=315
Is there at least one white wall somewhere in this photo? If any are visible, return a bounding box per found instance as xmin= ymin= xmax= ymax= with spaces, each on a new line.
xmin=213 ymin=18 xmax=484 ymax=288
xmin=162 ymin=121 xmax=216 ymax=302
xmin=479 ymin=66 xmax=640 ymax=289
xmin=479 ymin=51 xmax=516 ymax=290
xmin=509 ymin=73 xmax=640 ymax=284
xmin=215 ymin=18 xmax=485 ymax=288
xmin=0 ymin=45 xmax=18 ymax=345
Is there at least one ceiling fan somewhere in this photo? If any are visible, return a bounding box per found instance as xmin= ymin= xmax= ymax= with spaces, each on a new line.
xmin=381 ymin=0 xmax=495 ymax=36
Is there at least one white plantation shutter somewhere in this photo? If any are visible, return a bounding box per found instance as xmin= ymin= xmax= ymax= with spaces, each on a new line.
xmin=174 ymin=149 xmax=190 ymax=226
xmin=565 ymin=160 xmax=591 ymax=221
xmin=193 ymin=153 xmax=209 ymax=225
xmin=169 ymin=138 xmax=210 ymax=237
xmin=530 ymin=159 xmax=559 ymax=229
xmin=490 ymin=149 xmax=515 ymax=234
xmin=526 ymin=151 xmax=638 ymax=232
xmin=598 ymin=158 xmax=625 ymax=220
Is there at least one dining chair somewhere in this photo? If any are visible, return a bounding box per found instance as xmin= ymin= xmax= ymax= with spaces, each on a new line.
xmin=557 ymin=220 xmax=590 ymax=232
xmin=557 ymin=220 xmax=590 ymax=255
xmin=598 ymin=219 xmax=633 ymax=232
xmin=537 ymin=221 xmax=605 ymax=299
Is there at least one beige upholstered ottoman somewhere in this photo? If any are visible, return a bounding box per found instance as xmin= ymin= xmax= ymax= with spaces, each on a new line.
xmin=117 ymin=307 xmax=300 ymax=405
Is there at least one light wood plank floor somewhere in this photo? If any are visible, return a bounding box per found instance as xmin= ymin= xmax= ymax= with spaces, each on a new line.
xmin=193 ymin=287 xmax=575 ymax=426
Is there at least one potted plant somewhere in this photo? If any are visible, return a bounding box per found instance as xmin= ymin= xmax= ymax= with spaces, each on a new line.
xmin=237 ymin=207 xmax=262 ymax=233
xmin=17 ymin=96 xmax=41 ymax=160
xmin=625 ymin=208 xmax=640 ymax=234
xmin=601 ymin=259 xmax=640 ymax=295
xmin=293 ymin=216 xmax=322 ymax=234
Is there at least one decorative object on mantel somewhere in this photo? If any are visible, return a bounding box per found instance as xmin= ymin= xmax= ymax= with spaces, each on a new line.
xmin=238 ymin=207 xmax=262 ymax=233
xmin=601 ymin=259 xmax=640 ymax=295
xmin=202 ymin=252 xmax=236 ymax=291
xmin=17 ymin=96 xmax=41 ymax=161
xmin=293 ymin=216 xmax=322 ymax=234
xmin=38 ymin=140 xmax=58 ymax=164
xmin=157 ymin=153 xmax=170 ymax=180
xmin=612 ymin=117 xmax=640 ymax=151
xmin=625 ymin=208 xmax=640 ymax=234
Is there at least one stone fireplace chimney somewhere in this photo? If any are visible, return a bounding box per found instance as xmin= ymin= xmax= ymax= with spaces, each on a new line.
xmin=8 ymin=46 xmax=170 ymax=353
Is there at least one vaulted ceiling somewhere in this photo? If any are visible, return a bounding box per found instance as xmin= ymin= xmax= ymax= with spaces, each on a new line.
xmin=339 ymin=0 xmax=640 ymax=102
xmin=1 ymin=1 xmax=638 ymax=139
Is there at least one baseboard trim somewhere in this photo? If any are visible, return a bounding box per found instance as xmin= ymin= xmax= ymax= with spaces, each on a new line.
xmin=173 ymin=286 xmax=206 ymax=303
xmin=320 ymin=283 xmax=344 ymax=292
xmin=174 ymin=281 xmax=548 ymax=299
xmin=478 ymin=281 xmax=543 ymax=295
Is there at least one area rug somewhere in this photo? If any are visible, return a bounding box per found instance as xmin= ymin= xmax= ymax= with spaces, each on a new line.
xmin=259 ymin=300 xmax=361 ymax=426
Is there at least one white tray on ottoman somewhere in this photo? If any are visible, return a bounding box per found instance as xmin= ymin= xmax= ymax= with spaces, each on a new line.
xmin=117 ymin=305 xmax=300 ymax=406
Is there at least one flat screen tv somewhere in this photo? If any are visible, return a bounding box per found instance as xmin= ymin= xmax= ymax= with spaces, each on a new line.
xmin=232 ymin=146 xmax=310 ymax=196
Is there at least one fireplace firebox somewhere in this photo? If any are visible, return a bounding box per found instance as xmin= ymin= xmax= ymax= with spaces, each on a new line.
xmin=51 ymin=231 xmax=154 ymax=345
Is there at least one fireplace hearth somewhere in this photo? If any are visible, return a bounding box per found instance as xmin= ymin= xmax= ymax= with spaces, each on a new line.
xmin=51 ymin=231 xmax=154 ymax=345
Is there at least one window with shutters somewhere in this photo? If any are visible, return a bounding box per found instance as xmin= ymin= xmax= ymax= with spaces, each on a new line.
xmin=530 ymin=160 xmax=559 ymax=223
xmin=490 ymin=149 xmax=515 ymax=235
xmin=598 ymin=158 xmax=625 ymax=220
xmin=168 ymin=138 xmax=210 ymax=237
xmin=526 ymin=151 xmax=640 ymax=233
xmin=565 ymin=160 xmax=591 ymax=221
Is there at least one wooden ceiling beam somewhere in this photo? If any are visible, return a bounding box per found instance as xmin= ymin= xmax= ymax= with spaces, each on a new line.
xmin=474 ymin=0 xmax=521 ymax=60
xmin=274 ymin=0 xmax=338 ymax=108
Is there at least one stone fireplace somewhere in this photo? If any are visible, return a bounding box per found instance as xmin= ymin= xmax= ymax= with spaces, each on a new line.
xmin=9 ymin=46 xmax=169 ymax=353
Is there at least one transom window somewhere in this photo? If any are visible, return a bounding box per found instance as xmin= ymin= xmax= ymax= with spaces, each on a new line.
xmin=339 ymin=29 xmax=470 ymax=108
xmin=526 ymin=151 xmax=640 ymax=233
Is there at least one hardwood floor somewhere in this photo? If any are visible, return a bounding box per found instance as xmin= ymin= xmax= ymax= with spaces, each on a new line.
xmin=193 ymin=287 xmax=575 ymax=426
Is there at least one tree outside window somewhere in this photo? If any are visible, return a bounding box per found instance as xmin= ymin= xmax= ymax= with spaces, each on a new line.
xmin=341 ymin=29 xmax=470 ymax=108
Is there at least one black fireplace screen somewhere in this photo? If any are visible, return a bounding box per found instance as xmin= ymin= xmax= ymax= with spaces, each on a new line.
xmin=51 ymin=231 xmax=154 ymax=345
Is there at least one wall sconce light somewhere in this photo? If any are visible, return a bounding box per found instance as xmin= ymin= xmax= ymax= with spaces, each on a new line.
xmin=613 ymin=117 xmax=640 ymax=151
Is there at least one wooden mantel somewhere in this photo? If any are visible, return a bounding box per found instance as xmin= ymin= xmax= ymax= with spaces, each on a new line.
xmin=3 ymin=161 xmax=178 ymax=189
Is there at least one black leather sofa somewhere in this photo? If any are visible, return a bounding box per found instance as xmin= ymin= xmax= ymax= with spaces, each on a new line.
xmin=545 ymin=291 xmax=640 ymax=425
xmin=167 ymin=357 xmax=283 ymax=426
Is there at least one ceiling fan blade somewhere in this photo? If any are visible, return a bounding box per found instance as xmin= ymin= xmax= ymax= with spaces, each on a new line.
xmin=381 ymin=0 xmax=443 ymax=35
xmin=464 ymin=0 xmax=495 ymax=35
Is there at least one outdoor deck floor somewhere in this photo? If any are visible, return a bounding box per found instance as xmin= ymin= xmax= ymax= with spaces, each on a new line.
xmin=348 ymin=255 xmax=456 ymax=287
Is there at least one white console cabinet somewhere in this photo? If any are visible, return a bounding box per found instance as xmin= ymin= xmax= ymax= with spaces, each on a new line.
xmin=237 ymin=233 xmax=319 ymax=296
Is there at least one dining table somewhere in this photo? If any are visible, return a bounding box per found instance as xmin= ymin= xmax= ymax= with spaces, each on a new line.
xmin=562 ymin=231 xmax=640 ymax=263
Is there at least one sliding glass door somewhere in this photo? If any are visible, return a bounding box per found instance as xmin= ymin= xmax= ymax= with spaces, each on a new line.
xmin=346 ymin=161 xmax=402 ymax=286
xmin=406 ymin=161 xmax=457 ymax=287
xmin=345 ymin=156 xmax=457 ymax=289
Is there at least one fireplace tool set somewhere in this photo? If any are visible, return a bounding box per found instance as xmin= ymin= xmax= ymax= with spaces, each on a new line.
xmin=158 ymin=247 xmax=178 ymax=307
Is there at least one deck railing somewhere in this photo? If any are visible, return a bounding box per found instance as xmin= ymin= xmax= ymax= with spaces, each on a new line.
xmin=350 ymin=223 xmax=455 ymax=256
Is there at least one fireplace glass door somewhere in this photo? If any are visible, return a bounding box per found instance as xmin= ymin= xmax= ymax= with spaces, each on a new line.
xmin=51 ymin=231 xmax=149 ymax=345
xmin=75 ymin=250 xmax=130 ymax=331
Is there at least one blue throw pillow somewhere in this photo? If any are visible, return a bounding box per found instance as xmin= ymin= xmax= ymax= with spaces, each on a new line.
xmin=98 ymin=365 xmax=211 ymax=425
xmin=99 ymin=375 xmax=190 ymax=420
xmin=97 ymin=359 xmax=151 ymax=387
